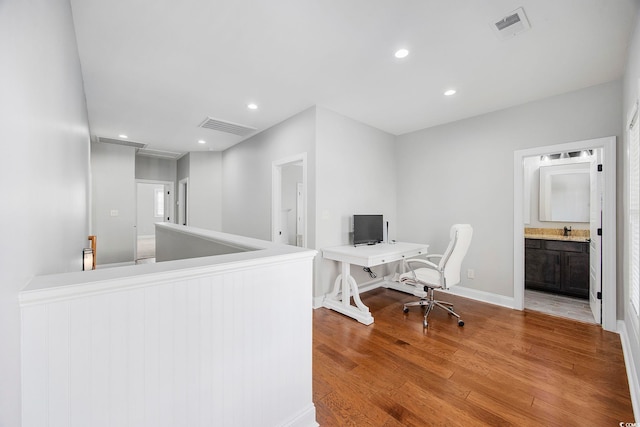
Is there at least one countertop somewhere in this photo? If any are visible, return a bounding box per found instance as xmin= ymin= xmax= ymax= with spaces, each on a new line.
xmin=524 ymin=234 xmax=590 ymax=242
xmin=524 ymin=227 xmax=590 ymax=243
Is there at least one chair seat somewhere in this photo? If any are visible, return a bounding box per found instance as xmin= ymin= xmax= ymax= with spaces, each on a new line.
xmin=400 ymin=267 xmax=443 ymax=289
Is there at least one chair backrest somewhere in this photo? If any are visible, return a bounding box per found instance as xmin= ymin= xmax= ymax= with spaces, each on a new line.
xmin=439 ymin=224 xmax=473 ymax=289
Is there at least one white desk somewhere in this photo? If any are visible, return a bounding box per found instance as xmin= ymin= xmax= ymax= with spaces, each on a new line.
xmin=322 ymin=242 xmax=429 ymax=325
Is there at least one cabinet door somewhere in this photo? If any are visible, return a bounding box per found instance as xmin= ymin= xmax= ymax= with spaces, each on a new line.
xmin=561 ymin=251 xmax=589 ymax=298
xmin=525 ymin=249 xmax=562 ymax=292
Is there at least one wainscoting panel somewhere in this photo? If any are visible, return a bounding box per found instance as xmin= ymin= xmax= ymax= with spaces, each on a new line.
xmin=21 ymin=254 xmax=316 ymax=427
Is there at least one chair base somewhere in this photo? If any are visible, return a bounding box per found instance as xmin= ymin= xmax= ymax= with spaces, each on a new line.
xmin=402 ymin=288 xmax=464 ymax=328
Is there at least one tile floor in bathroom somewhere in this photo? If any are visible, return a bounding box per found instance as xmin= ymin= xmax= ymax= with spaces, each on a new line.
xmin=524 ymin=289 xmax=596 ymax=324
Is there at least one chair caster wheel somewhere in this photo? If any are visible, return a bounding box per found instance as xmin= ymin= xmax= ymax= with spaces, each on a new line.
xmin=458 ymin=320 xmax=464 ymax=327
xmin=403 ymin=307 xmax=409 ymax=314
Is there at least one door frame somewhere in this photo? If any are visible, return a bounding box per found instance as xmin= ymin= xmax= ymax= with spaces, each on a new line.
xmin=135 ymin=179 xmax=175 ymax=223
xmin=513 ymin=136 xmax=616 ymax=332
xmin=134 ymin=179 xmax=175 ymax=260
xmin=589 ymin=149 xmax=603 ymax=324
xmin=297 ymin=182 xmax=305 ymax=247
xmin=178 ymin=177 xmax=189 ymax=226
xmin=272 ymin=153 xmax=307 ymax=246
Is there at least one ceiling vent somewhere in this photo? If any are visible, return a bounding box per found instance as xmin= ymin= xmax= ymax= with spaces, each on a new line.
xmin=492 ymin=7 xmax=530 ymax=39
xmin=97 ymin=136 xmax=147 ymax=149
xmin=199 ymin=117 xmax=256 ymax=137
xmin=137 ymin=148 xmax=184 ymax=159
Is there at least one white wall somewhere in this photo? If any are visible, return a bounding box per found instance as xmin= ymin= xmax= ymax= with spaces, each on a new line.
xmin=221 ymin=106 xmax=397 ymax=300
xmin=222 ymin=107 xmax=317 ymax=246
xmin=0 ymin=0 xmax=90 ymax=425
xmin=188 ymin=152 xmax=222 ymax=230
xmin=315 ymin=107 xmax=397 ymax=298
xmin=622 ymin=7 xmax=640 ymax=407
xmin=91 ymin=141 xmax=136 ymax=265
xmin=135 ymin=155 xmax=177 ymax=182
xmin=177 ymin=153 xmax=190 ymax=181
xmin=396 ymin=80 xmax=622 ymax=299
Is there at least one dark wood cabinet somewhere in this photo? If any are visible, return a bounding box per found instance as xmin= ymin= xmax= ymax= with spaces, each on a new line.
xmin=525 ymin=238 xmax=589 ymax=298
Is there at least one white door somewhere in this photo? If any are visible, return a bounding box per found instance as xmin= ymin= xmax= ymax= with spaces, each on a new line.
xmin=279 ymin=209 xmax=290 ymax=244
xmin=589 ymin=150 xmax=602 ymax=323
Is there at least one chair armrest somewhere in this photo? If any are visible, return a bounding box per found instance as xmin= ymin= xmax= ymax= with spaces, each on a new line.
xmin=405 ymin=258 xmax=439 ymax=270
xmin=424 ymin=253 xmax=443 ymax=260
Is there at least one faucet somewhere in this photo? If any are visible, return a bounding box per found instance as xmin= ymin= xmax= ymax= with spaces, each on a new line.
xmin=563 ymin=226 xmax=572 ymax=236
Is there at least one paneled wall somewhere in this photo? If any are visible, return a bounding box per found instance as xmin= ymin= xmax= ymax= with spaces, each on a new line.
xmin=21 ymin=248 xmax=317 ymax=427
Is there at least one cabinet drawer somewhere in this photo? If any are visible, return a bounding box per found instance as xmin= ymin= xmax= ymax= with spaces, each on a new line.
xmin=369 ymin=248 xmax=426 ymax=266
xmin=525 ymin=239 xmax=542 ymax=249
xmin=544 ymin=240 xmax=586 ymax=253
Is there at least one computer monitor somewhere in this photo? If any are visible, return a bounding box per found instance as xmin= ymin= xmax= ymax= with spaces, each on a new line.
xmin=353 ymin=214 xmax=383 ymax=246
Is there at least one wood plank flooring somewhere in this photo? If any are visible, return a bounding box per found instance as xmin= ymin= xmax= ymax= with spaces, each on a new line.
xmin=313 ymin=288 xmax=634 ymax=426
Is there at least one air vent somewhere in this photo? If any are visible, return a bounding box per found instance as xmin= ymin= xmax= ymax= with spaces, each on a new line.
xmin=199 ymin=117 xmax=256 ymax=137
xmin=137 ymin=148 xmax=184 ymax=159
xmin=97 ymin=136 xmax=147 ymax=149
xmin=492 ymin=7 xmax=530 ymax=39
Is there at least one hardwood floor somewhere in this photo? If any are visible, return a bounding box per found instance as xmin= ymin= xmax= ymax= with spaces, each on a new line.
xmin=313 ymin=288 xmax=634 ymax=426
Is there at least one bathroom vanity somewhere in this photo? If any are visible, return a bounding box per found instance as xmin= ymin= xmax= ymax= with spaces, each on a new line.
xmin=524 ymin=233 xmax=590 ymax=298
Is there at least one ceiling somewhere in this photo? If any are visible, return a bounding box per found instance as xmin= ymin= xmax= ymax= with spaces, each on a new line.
xmin=70 ymin=0 xmax=639 ymax=156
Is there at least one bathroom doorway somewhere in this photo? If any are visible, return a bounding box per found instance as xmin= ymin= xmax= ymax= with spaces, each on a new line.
xmin=514 ymin=137 xmax=616 ymax=331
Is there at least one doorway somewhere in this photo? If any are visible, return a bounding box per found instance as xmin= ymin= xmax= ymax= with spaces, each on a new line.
xmin=135 ymin=179 xmax=174 ymax=262
xmin=272 ymin=153 xmax=307 ymax=247
xmin=514 ymin=137 xmax=616 ymax=332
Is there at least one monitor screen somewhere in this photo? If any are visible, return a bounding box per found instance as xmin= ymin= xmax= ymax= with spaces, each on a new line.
xmin=353 ymin=214 xmax=383 ymax=245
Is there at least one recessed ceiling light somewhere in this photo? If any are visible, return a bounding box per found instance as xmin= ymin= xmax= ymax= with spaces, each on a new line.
xmin=118 ymin=134 xmax=128 ymax=139
xmin=198 ymin=140 xmax=206 ymax=144
xmin=247 ymin=103 xmax=258 ymax=110
xmin=444 ymin=89 xmax=457 ymax=96
xmin=394 ymin=48 xmax=409 ymax=59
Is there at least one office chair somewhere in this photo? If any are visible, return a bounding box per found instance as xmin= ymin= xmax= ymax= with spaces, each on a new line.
xmin=399 ymin=224 xmax=473 ymax=328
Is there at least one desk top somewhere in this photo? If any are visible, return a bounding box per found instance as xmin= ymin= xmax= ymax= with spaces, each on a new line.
xmin=322 ymin=242 xmax=429 ymax=267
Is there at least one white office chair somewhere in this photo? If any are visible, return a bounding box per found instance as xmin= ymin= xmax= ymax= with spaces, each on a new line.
xmin=399 ymin=224 xmax=473 ymax=328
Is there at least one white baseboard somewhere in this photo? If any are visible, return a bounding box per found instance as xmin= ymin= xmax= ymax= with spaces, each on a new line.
xmin=444 ymin=285 xmax=516 ymax=309
xmin=618 ymin=320 xmax=640 ymax=422
xmin=312 ymin=295 xmax=325 ymax=309
xmin=314 ymin=283 xmax=516 ymax=311
xmin=283 ymin=403 xmax=318 ymax=427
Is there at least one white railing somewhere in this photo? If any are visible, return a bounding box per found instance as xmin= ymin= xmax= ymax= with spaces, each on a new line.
xmin=20 ymin=224 xmax=318 ymax=427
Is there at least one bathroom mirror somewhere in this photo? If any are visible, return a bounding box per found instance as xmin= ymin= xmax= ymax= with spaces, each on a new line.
xmin=539 ymin=162 xmax=590 ymax=222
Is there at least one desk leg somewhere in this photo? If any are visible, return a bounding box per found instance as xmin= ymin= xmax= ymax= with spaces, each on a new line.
xmin=323 ymin=261 xmax=374 ymax=325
